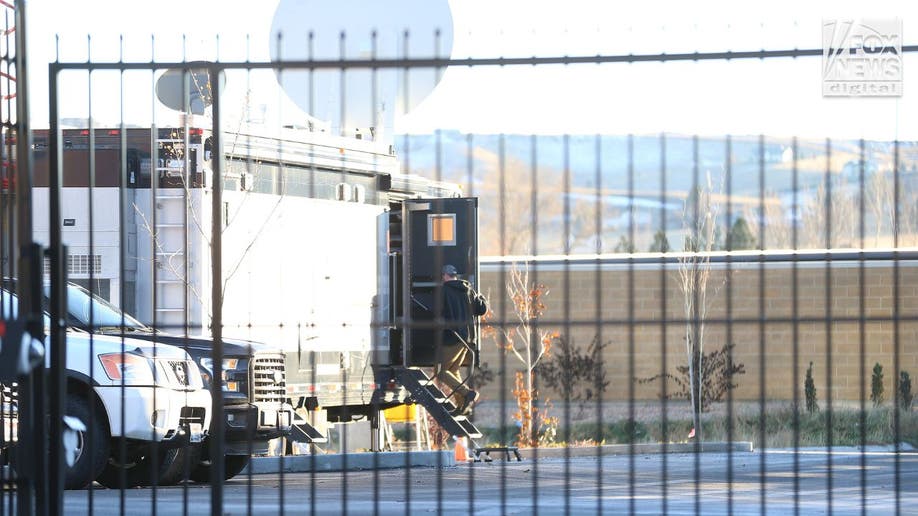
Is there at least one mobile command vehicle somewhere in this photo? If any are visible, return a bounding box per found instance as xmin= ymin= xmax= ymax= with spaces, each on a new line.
xmin=29 ymin=121 xmax=485 ymax=454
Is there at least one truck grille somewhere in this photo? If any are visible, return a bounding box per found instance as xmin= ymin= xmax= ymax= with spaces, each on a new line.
xmin=179 ymin=406 xmax=206 ymax=426
xmin=1 ymin=383 xmax=18 ymax=445
xmin=1 ymin=383 xmax=17 ymax=405
xmin=168 ymin=360 xmax=190 ymax=386
xmin=252 ymin=354 xmax=286 ymax=404
xmin=157 ymin=359 xmax=200 ymax=389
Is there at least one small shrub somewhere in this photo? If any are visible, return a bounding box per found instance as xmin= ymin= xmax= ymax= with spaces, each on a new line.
xmin=635 ymin=342 xmax=746 ymax=413
xmin=538 ymin=335 xmax=611 ymax=417
xmin=567 ymin=421 xmax=603 ymax=443
xmin=570 ymin=419 xmax=649 ymax=444
xmin=871 ymin=362 xmax=885 ymax=407
xmin=899 ymin=371 xmax=914 ymax=411
xmin=479 ymin=426 xmax=520 ymax=446
xmin=609 ymin=419 xmax=648 ymax=443
xmin=469 ymin=361 xmax=496 ymax=392
xmin=805 ymin=362 xmax=819 ymax=413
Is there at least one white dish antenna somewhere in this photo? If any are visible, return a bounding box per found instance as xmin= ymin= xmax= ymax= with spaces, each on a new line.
xmin=155 ymin=66 xmax=226 ymax=115
xmin=269 ymin=0 xmax=453 ymax=141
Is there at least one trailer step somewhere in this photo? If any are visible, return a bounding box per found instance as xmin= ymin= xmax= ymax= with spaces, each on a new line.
xmin=288 ymin=420 xmax=327 ymax=444
xmin=393 ymin=367 xmax=480 ymax=442
xmin=457 ymin=418 xmax=483 ymax=440
xmin=401 ymin=369 xmax=457 ymax=410
xmin=423 ymin=383 xmax=455 ymax=408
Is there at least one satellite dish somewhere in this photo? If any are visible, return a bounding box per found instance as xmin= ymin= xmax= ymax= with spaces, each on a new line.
xmin=155 ymin=66 xmax=226 ymax=115
xmin=269 ymin=0 xmax=453 ymax=141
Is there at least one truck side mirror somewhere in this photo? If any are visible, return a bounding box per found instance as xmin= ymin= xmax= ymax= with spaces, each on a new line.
xmin=0 ymin=318 xmax=45 ymax=382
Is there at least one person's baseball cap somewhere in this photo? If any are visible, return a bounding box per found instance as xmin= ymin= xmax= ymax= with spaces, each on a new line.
xmin=442 ymin=264 xmax=459 ymax=276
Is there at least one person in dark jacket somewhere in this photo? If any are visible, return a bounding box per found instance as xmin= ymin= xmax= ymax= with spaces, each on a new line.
xmin=436 ymin=264 xmax=488 ymax=415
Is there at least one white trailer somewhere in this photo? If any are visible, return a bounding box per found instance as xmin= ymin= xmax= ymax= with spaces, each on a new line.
xmin=30 ymin=123 xmax=480 ymax=446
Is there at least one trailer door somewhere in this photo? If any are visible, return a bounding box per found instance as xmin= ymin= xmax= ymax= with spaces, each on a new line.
xmin=401 ymin=197 xmax=479 ymax=366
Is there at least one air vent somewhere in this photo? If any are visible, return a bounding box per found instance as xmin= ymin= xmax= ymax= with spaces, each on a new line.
xmin=43 ymin=254 xmax=102 ymax=276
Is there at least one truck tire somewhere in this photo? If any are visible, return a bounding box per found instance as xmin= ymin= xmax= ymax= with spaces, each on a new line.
xmin=96 ymin=445 xmax=196 ymax=488
xmin=157 ymin=446 xmax=199 ymax=486
xmin=189 ymin=454 xmax=250 ymax=482
xmin=65 ymin=396 xmax=110 ymax=490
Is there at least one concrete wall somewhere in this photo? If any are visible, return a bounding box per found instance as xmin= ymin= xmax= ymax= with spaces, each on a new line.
xmin=477 ymin=255 xmax=918 ymax=403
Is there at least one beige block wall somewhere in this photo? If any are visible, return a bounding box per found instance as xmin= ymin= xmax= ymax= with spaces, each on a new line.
xmin=477 ymin=260 xmax=918 ymax=403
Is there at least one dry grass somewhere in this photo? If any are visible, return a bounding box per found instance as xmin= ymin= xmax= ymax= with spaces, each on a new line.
xmin=473 ymin=401 xmax=918 ymax=449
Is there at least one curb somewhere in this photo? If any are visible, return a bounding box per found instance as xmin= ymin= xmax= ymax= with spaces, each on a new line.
xmin=240 ymin=442 xmax=752 ymax=475
xmin=243 ymin=450 xmax=455 ymax=475
xmin=513 ymin=441 xmax=754 ymax=460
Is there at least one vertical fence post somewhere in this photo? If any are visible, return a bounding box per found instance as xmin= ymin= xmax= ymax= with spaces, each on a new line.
xmin=12 ymin=1 xmax=36 ymax=514
xmin=47 ymin=61 xmax=67 ymax=516
xmin=14 ymin=0 xmax=33 ymax=294
xmin=208 ymin=63 xmax=226 ymax=514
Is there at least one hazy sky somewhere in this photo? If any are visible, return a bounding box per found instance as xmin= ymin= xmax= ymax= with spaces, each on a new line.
xmin=17 ymin=0 xmax=918 ymax=140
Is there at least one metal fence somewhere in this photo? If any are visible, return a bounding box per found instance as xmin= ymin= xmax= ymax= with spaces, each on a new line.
xmin=0 ymin=7 xmax=916 ymax=516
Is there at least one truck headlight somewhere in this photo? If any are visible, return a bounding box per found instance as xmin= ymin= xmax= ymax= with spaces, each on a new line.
xmin=99 ymin=352 xmax=156 ymax=385
xmin=199 ymin=357 xmax=244 ymax=392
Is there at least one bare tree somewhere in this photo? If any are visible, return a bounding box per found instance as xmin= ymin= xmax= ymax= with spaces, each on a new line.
xmin=905 ymin=190 xmax=918 ymax=246
xmin=678 ymin=173 xmax=722 ymax=437
xmin=801 ymin=181 xmax=858 ymax=249
xmin=866 ymin=168 xmax=918 ymax=247
xmin=742 ymin=197 xmax=791 ymax=250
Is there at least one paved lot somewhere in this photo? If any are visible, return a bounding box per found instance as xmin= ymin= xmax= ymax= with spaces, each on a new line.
xmin=57 ymin=447 xmax=917 ymax=515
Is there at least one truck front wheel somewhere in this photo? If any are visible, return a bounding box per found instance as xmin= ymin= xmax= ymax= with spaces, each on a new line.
xmin=65 ymin=396 xmax=110 ymax=490
xmin=96 ymin=445 xmax=196 ymax=488
xmin=189 ymin=454 xmax=250 ymax=482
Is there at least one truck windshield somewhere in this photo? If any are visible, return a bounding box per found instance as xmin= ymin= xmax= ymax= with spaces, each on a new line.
xmin=0 ymin=289 xmax=52 ymax=329
xmin=51 ymin=284 xmax=147 ymax=330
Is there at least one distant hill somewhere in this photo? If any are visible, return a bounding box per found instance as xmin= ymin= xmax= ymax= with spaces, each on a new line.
xmin=393 ymin=132 xmax=917 ymax=255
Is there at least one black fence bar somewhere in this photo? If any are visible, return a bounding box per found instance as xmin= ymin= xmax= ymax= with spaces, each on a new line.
xmin=893 ymin=139 xmax=903 ymax=515
xmin=42 ymin=45 xmax=918 ymax=72
xmin=208 ymin=63 xmax=226 ymax=513
xmin=46 ymin=60 xmax=64 ymax=516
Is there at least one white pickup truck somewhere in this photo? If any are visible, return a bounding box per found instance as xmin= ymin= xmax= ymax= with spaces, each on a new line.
xmin=0 ymin=289 xmax=212 ymax=489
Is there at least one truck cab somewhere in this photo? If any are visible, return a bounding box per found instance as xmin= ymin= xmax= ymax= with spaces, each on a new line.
xmin=57 ymin=281 xmax=293 ymax=481
xmin=0 ymin=287 xmax=212 ymax=489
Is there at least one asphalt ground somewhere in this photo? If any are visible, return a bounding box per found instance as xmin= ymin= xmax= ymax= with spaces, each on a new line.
xmin=50 ymin=446 xmax=918 ymax=515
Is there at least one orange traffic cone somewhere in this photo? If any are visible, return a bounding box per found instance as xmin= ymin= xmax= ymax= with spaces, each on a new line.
xmin=454 ymin=437 xmax=469 ymax=462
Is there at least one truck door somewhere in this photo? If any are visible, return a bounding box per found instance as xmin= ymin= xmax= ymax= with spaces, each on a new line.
xmin=400 ymin=197 xmax=479 ymax=366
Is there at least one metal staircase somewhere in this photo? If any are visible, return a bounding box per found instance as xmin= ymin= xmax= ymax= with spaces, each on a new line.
xmin=394 ymin=367 xmax=482 ymax=441
xmin=289 ymin=415 xmax=328 ymax=444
